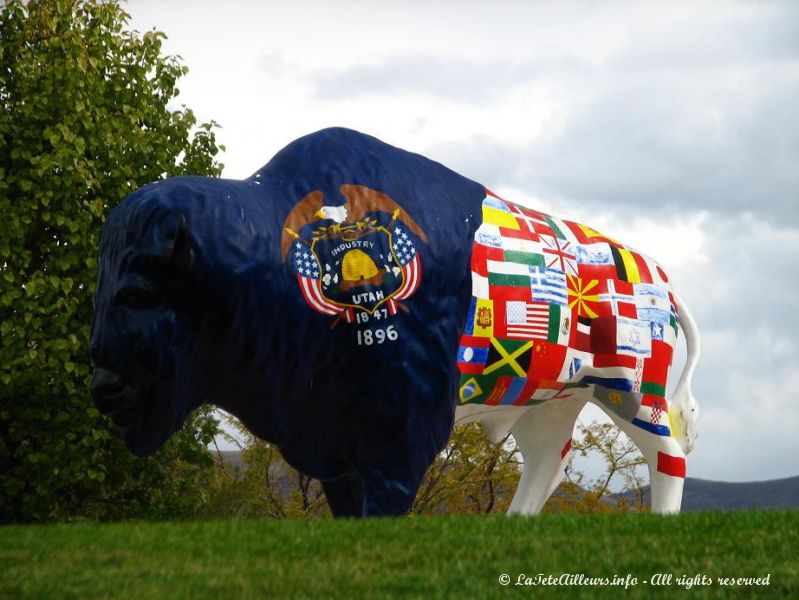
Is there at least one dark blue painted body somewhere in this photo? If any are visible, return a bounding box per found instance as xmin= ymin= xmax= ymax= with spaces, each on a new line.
xmin=90 ymin=128 xmax=487 ymax=516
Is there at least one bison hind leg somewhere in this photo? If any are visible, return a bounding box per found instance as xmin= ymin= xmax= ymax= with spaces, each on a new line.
xmin=507 ymin=397 xmax=585 ymax=516
xmin=604 ymin=411 xmax=686 ymax=514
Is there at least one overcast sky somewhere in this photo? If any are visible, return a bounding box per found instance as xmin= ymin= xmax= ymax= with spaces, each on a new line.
xmin=127 ymin=1 xmax=799 ymax=483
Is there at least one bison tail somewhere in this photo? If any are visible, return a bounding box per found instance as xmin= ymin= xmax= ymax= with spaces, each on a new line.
xmin=670 ymin=292 xmax=701 ymax=455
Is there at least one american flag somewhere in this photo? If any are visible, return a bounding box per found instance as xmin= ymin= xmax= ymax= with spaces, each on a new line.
xmin=293 ymin=243 xmax=320 ymax=279
xmin=389 ymin=223 xmax=421 ymax=308
xmin=291 ymin=240 xmax=343 ymax=318
xmin=505 ymin=301 xmax=550 ymax=339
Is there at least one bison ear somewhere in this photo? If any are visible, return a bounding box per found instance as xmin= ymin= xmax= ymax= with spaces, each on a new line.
xmin=168 ymin=214 xmax=194 ymax=272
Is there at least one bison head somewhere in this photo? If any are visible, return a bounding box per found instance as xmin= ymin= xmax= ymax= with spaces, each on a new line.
xmin=89 ymin=184 xmax=204 ymax=456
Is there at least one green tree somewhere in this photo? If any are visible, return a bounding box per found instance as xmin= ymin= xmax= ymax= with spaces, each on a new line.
xmin=411 ymin=419 xmax=646 ymax=516
xmin=202 ymin=417 xmax=649 ymax=518
xmin=204 ymin=419 xmax=522 ymax=519
xmin=205 ymin=413 xmax=330 ymax=519
xmin=543 ymin=420 xmax=648 ymax=513
xmin=411 ymin=424 xmax=522 ymax=515
xmin=0 ymin=0 xmax=223 ymax=522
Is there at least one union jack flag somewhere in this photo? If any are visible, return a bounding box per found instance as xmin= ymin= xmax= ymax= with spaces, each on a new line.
xmin=540 ymin=235 xmax=578 ymax=276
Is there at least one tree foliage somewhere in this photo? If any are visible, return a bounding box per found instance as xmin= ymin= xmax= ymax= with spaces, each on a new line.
xmin=544 ymin=420 xmax=648 ymax=513
xmin=205 ymin=414 xmax=330 ymax=519
xmin=205 ymin=419 xmax=523 ymax=518
xmin=412 ymin=420 xmax=646 ymax=515
xmin=0 ymin=0 xmax=223 ymax=522
xmin=411 ymin=424 xmax=522 ymax=515
xmin=204 ymin=417 xmax=649 ymax=518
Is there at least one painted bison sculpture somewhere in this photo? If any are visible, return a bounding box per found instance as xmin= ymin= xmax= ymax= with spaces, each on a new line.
xmin=90 ymin=127 xmax=699 ymax=517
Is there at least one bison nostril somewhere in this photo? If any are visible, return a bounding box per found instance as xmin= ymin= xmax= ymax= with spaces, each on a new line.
xmin=90 ymin=368 xmax=121 ymax=391
xmin=102 ymin=383 xmax=126 ymax=400
xmin=89 ymin=367 xmax=143 ymax=421
xmin=90 ymin=368 xmax=129 ymax=404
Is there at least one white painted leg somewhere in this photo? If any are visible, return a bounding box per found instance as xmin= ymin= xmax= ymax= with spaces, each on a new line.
xmin=605 ymin=412 xmax=686 ymax=514
xmin=507 ymin=398 xmax=585 ymax=515
xmin=544 ymin=442 xmax=572 ymax=501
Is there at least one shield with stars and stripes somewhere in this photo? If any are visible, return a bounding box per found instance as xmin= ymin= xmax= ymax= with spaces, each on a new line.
xmin=291 ymin=219 xmax=422 ymax=318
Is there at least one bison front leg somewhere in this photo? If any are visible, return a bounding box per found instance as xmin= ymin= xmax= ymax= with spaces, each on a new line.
xmin=359 ymin=466 xmax=420 ymax=517
xmin=605 ymin=412 xmax=686 ymax=514
xmin=321 ymin=475 xmax=365 ymax=517
xmin=322 ymin=469 xmax=419 ymax=517
xmin=507 ymin=398 xmax=585 ymax=516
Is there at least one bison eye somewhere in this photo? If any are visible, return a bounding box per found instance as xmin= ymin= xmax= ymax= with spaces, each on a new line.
xmin=113 ymin=286 xmax=158 ymax=310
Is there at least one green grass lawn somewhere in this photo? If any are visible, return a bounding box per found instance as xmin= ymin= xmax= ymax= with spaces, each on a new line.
xmin=1 ymin=511 xmax=796 ymax=599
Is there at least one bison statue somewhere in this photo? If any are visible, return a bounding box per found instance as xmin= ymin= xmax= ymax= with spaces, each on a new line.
xmin=89 ymin=127 xmax=699 ymax=517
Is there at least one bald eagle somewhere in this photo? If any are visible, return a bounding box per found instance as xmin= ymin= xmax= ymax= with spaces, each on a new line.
xmin=280 ymin=184 xmax=428 ymax=260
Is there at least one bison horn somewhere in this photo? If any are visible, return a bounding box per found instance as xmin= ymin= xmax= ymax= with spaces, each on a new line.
xmin=169 ymin=214 xmax=194 ymax=272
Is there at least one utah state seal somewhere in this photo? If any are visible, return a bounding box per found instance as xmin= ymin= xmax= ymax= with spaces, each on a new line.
xmin=281 ymin=184 xmax=428 ymax=328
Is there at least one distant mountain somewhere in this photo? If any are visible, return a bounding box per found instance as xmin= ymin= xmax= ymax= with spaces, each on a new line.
xmin=614 ymin=476 xmax=799 ymax=511
xmin=680 ymin=476 xmax=799 ymax=511
xmin=215 ymin=450 xmax=244 ymax=471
